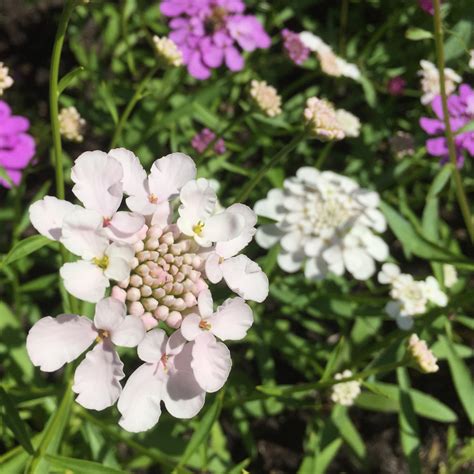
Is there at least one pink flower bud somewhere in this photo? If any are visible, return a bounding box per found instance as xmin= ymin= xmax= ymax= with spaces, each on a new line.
xmin=167 ymin=311 xmax=182 ymax=328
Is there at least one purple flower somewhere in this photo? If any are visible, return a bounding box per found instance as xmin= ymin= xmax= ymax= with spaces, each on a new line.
xmin=0 ymin=100 xmax=35 ymax=188
xmin=387 ymin=76 xmax=406 ymax=96
xmin=281 ymin=29 xmax=310 ymax=66
xmin=161 ymin=0 xmax=271 ymax=80
xmin=191 ymin=128 xmax=226 ymax=154
xmin=418 ymin=0 xmax=440 ymax=15
xmin=420 ymin=84 xmax=474 ymax=168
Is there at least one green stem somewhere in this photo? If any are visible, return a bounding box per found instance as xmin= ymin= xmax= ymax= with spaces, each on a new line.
xmin=110 ymin=65 xmax=159 ymax=149
xmin=235 ymin=130 xmax=307 ymax=203
xmin=432 ymin=0 xmax=474 ymax=243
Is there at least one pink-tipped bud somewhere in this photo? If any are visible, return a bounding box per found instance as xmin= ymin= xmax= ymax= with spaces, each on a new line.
xmin=183 ymin=292 xmax=197 ymax=307
xmin=162 ymin=232 xmax=174 ymax=245
xmin=153 ymin=288 xmax=166 ymax=299
xmin=145 ymin=238 xmax=159 ymax=250
xmin=167 ymin=311 xmax=182 ymax=328
xmin=154 ymin=305 xmax=169 ymax=320
xmin=148 ymin=225 xmax=163 ymax=239
xmin=117 ymin=276 xmax=130 ymax=289
xmin=133 ymin=240 xmax=145 ymax=253
xmin=126 ymin=287 xmax=141 ymax=302
xmin=141 ymin=312 xmax=159 ymax=330
xmin=130 ymin=274 xmax=143 ymax=287
xmin=140 ymin=285 xmax=152 ymax=297
xmin=111 ymin=286 xmax=127 ymax=303
xmin=129 ymin=301 xmax=145 ymax=317
xmin=143 ymin=297 xmax=158 ymax=311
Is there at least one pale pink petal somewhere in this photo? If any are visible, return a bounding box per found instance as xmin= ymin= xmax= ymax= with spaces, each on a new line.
xmin=148 ymin=153 xmax=197 ymax=201
xmin=150 ymin=201 xmax=171 ymax=228
xmin=105 ymin=211 xmax=145 ymax=243
xmin=220 ymin=255 xmax=269 ymax=303
xmin=180 ymin=313 xmax=203 ymax=341
xmin=112 ymin=316 xmax=145 ymax=347
xmin=202 ymin=210 xmax=245 ymax=243
xmin=166 ymin=329 xmax=187 ymax=356
xmin=26 ymin=314 xmax=96 ymax=372
xmin=191 ymin=333 xmax=232 ymax=393
xmin=93 ymin=297 xmax=126 ymax=332
xmin=138 ymin=329 xmax=168 ymax=363
xmin=209 ymin=297 xmax=253 ymax=341
xmin=29 ymin=196 xmax=79 ymax=241
xmin=60 ymin=208 xmax=109 ymax=259
xmin=118 ymin=363 xmax=163 ymax=432
xmin=104 ymin=242 xmax=134 ymax=281
xmin=71 ymin=151 xmax=124 ymax=218
xmin=73 ymin=340 xmax=124 ymax=410
xmin=197 ymin=289 xmax=213 ymax=318
xmin=125 ymin=194 xmax=156 ymax=216
xmin=60 ymin=261 xmax=109 ymax=303
xmin=108 ymin=148 xmax=147 ymax=197
xmin=178 ymin=178 xmax=217 ymax=225
xmin=205 ymin=252 xmax=224 ymax=283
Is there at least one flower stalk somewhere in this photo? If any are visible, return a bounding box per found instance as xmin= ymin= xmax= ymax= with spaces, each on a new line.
xmin=432 ymin=0 xmax=474 ymax=243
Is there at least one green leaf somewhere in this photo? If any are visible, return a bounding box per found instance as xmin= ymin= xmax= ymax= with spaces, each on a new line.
xmin=405 ymin=27 xmax=433 ymax=41
xmin=331 ymin=406 xmax=366 ymax=459
xmin=444 ymin=19 xmax=472 ymax=61
xmin=45 ymin=454 xmax=127 ymax=473
xmin=99 ymin=82 xmax=119 ymax=125
xmin=58 ymin=66 xmax=85 ymax=95
xmin=322 ymin=336 xmax=345 ymax=380
xmin=2 ymin=235 xmax=51 ymax=268
xmin=0 ymin=387 xmax=35 ymax=454
xmin=359 ymin=75 xmax=377 ymax=107
xmin=174 ymin=391 xmax=224 ymax=472
xmin=438 ymin=336 xmax=474 ymax=424
xmin=0 ymin=165 xmax=14 ymax=187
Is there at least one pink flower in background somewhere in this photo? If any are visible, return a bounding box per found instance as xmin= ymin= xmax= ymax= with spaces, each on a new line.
xmin=420 ymin=84 xmax=474 ymax=168
xmin=0 ymin=100 xmax=35 ymax=188
xmin=191 ymin=128 xmax=226 ymax=154
xmin=161 ymin=0 xmax=271 ymax=79
xmin=418 ymin=0 xmax=436 ymax=14
xmin=281 ymin=29 xmax=310 ymax=66
xmin=387 ymin=76 xmax=406 ymax=96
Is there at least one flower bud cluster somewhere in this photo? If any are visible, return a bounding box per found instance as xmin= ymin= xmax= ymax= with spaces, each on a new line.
xmin=330 ymin=370 xmax=361 ymax=406
xmin=250 ymin=80 xmax=282 ymax=117
xmin=304 ymin=97 xmax=345 ymax=141
xmin=407 ymin=334 xmax=439 ymax=374
xmin=58 ymin=106 xmax=86 ymax=142
xmin=0 ymin=62 xmax=13 ymax=95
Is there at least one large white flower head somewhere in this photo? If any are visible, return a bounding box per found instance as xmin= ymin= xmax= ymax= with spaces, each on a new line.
xmin=418 ymin=60 xmax=461 ymax=105
xmin=0 ymin=62 xmax=13 ymax=95
xmin=254 ymin=167 xmax=388 ymax=281
xmin=27 ymin=148 xmax=268 ymax=432
xmin=378 ymin=263 xmax=448 ymax=330
xmin=330 ymin=370 xmax=361 ymax=406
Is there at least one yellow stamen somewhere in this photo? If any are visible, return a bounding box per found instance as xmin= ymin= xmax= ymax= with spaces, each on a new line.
xmin=199 ymin=320 xmax=211 ymax=331
xmin=92 ymin=255 xmax=109 ymax=270
xmin=148 ymin=194 xmax=158 ymax=204
xmin=192 ymin=220 xmax=205 ymax=236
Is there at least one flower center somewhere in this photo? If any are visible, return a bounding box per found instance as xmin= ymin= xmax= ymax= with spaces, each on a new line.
xmin=192 ymin=220 xmax=205 ymax=236
xmin=103 ymin=217 xmax=111 ymax=227
xmin=93 ymin=255 xmax=109 ymax=270
xmin=95 ymin=329 xmax=110 ymax=343
xmin=148 ymin=194 xmax=158 ymax=204
xmin=204 ymin=6 xmax=227 ymax=33
xmin=160 ymin=354 xmax=169 ymax=372
xmin=199 ymin=319 xmax=211 ymax=330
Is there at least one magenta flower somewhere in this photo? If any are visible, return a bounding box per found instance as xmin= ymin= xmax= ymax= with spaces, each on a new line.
xmin=161 ymin=0 xmax=271 ymax=80
xmin=191 ymin=128 xmax=226 ymax=154
xmin=0 ymin=100 xmax=35 ymax=188
xmin=281 ymin=29 xmax=310 ymax=66
xmin=387 ymin=76 xmax=406 ymax=96
xmin=418 ymin=0 xmax=440 ymax=15
xmin=420 ymin=84 xmax=474 ymax=168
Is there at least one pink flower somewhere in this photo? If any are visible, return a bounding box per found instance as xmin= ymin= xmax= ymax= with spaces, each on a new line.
xmin=281 ymin=29 xmax=310 ymax=65
xmin=418 ymin=0 xmax=435 ymax=14
xmin=191 ymin=128 xmax=226 ymax=154
xmin=0 ymin=100 xmax=35 ymax=188
xmin=387 ymin=76 xmax=406 ymax=96
xmin=26 ymin=297 xmax=145 ymax=410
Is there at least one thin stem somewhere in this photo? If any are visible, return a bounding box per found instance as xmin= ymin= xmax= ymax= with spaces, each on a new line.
xmin=110 ymin=65 xmax=159 ymax=149
xmin=339 ymin=0 xmax=349 ymax=55
xmin=49 ymin=0 xmax=76 ymax=201
xmin=235 ymin=130 xmax=307 ymax=203
xmin=432 ymin=0 xmax=474 ymax=243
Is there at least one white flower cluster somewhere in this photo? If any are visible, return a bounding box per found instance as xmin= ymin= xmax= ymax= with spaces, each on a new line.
xmin=0 ymin=61 xmax=14 ymax=95
xmin=304 ymin=97 xmax=345 ymax=141
xmin=153 ymin=35 xmax=183 ymax=67
xmin=58 ymin=106 xmax=86 ymax=142
xmin=407 ymin=334 xmax=439 ymax=374
xmin=27 ymin=149 xmax=268 ymax=432
xmin=418 ymin=60 xmax=461 ymax=105
xmin=335 ymin=108 xmax=361 ymax=138
xmin=254 ymin=167 xmax=388 ymax=280
xmin=250 ymin=80 xmax=282 ymax=117
xmin=299 ymin=32 xmax=361 ymax=81
xmin=331 ymin=370 xmax=361 ymax=406
xmin=378 ymin=263 xmax=447 ymax=330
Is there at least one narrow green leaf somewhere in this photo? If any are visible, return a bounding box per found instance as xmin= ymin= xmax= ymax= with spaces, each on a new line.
xmin=322 ymin=336 xmax=345 ymax=380
xmin=227 ymin=458 xmax=251 ymax=474
xmin=405 ymin=27 xmax=433 ymax=40
xmin=331 ymin=405 xmax=366 ymax=459
xmin=58 ymin=66 xmax=85 ymax=95
xmin=0 ymin=387 xmax=35 ymax=454
xmin=427 ymin=165 xmax=452 ymax=199
xmin=99 ymin=82 xmax=119 ymax=124
xmin=0 ymin=165 xmax=14 ymax=187
xmin=2 ymin=235 xmax=51 ymax=267
xmin=315 ymin=438 xmax=343 ymax=474
xmin=45 ymin=454 xmax=127 ymax=473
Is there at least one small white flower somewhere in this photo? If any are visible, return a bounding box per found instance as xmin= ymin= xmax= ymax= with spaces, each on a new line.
xmin=58 ymin=106 xmax=86 ymax=142
xmin=304 ymin=97 xmax=345 ymax=141
xmin=335 ymin=109 xmax=361 ymax=137
xmin=255 ymin=167 xmax=388 ymax=281
xmin=153 ymin=35 xmax=183 ymax=67
xmin=418 ymin=60 xmax=461 ymax=105
xmin=469 ymin=50 xmax=474 ymax=70
xmin=408 ymin=334 xmax=439 ymax=374
xmin=331 ymin=370 xmax=361 ymax=406
xmin=250 ymin=80 xmax=282 ymax=117
xmin=443 ymin=264 xmax=458 ymax=288
xmin=0 ymin=62 xmax=13 ymax=95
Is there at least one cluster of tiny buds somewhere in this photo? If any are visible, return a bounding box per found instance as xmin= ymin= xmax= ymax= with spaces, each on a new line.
xmin=114 ymin=225 xmax=206 ymax=329
xmin=303 ymin=97 xmax=345 ymax=141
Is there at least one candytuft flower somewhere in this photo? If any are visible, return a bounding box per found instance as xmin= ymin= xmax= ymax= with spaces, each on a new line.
xmin=255 ymin=167 xmax=388 ymax=280
xmin=0 ymin=100 xmax=36 ymax=188
xmin=0 ymin=62 xmax=13 ymax=95
xmin=250 ymin=80 xmax=282 ymax=117
xmin=407 ymin=334 xmax=439 ymax=373
xmin=387 ymin=76 xmax=406 ymax=96
xmin=335 ymin=108 xmax=361 ymax=138
xmin=59 ymin=106 xmax=86 ymax=142
xmin=191 ymin=128 xmax=226 ymax=155
xmin=153 ymin=35 xmax=183 ymax=67
xmin=418 ymin=60 xmax=461 ymax=105
xmin=281 ymin=29 xmax=310 ymax=66
xmin=304 ymin=97 xmax=345 ymax=141
xmin=331 ymin=370 xmax=361 ymax=406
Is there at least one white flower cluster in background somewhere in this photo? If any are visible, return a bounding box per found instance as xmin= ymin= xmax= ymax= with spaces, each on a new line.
xmin=418 ymin=60 xmax=461 ymax=105
xmin=0 ymin=61 xmax=14 ymax=95
xmin=335 ymin=108 xmax=361 ymax=138
xmin=250 ymin=80 xmax=282 ymax=117
xmin=304 ymin=97 xmax=345 ymax=141
xmin=299 ymin=32 xmax=361 ymax=81
xmin=407 ymin=334 xmax=439 ymax=374
xmin=254 ymin=167 xmax=388 ymax=280
xmin=331 ymin=370 xmax=361 ymax=406
xmin=378 ymin=263 xmax=447 ymax=330
xmin=27 ymin=149 xmax=268 ymax=432
xmin=153 ymin=35 xmax=183 ymax=67
xmin=58 ymin=106 xmax=86 ymax=142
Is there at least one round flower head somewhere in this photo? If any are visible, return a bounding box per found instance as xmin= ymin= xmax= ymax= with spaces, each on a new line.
xmin=407 ymin=334 xmax=439 ymax=373
xmin=153 ymin=35 xmax=183 ymax=67
xmin=58 ymin=106 xmax=86 ymax=142
xmin=389 ymin=131 xmax=415 ymax=159
xmin=331 ymin=370 xmax=361 ymax=406
xmin=250 ymin=80 xmax=282 ymax=117
xmin=304 ymin=97 xmax=345 ymax=141
xmin=191 ymin=128 xmax=226 ymax=155
xmin=443 ymin=264 xmax=458 ymax=288
xmin=0 ymin=62 xmax=13 ymax=95
xmin=255 ymin=167 xmax=388 ymax=281
xmin=418 ymin=60 xmax=461 ymax=106
xmin=335 ymin=109 xmax=361 ymax=138
xmin=281 ymin=29 xmax=310 ymax=65
xmin=387 ymin=76 xmax=406 ymax=96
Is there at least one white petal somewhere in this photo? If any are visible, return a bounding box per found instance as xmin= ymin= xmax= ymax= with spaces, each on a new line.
xmin=148 ymin=153 xmax=197 ymax=201
xmin=209 ymin=297 xmax=253 ymax=341
xmin=343 ymin=247 xmax=375 ymax=280
xmin=365 ymin=208 xmax=387 ymax=233
xmin=112 ymin=316 xmax=146 ymax=347
xmin=396 ymin=314 xmax=414 ymax=331
xmin=202 ymin=211 xmax=245 ymax=244
xmin=164 ymin=343 xmax=205 ymax=418
xmin=304 ymin=257 xmax=327 ymax=280
xmin=221 ymin=255 xmax=269 ymax=303
xmin=178 ymin=178 xmax=217 ymax=225
xmin=138 ymin=329 xmax=168 ymax=363
xmin=73 ymin=341 xmax=124 ymax=410
xmin=108 ymin=148 xmax=147 ymax=197
xmin=354 ymin=190 xmax=380 ymax=208
xmin=191 ymin=333 xmax=232 ymax=393
xmin=26 ymin=314 xmax=96 ymax=372
xmin=180 ymin=313 xmax=203 ymax=341
xmin=304 ymin=238 xmax=324 ymax=257
xmin=71 ymin=151 xmax=124 ymax=218
xmin=322 ymin=245 xmax=344 ymax=276
xmin=254 ymin=189 xmax=285 ymax=220
xmin=364 ymin=234 xmax=389 ymax=261
xmin=255 ymin=224 xmax=283 ymax=249
xmin=105 ymin=211 xmax=145 ymax=243
xmin=277 ymin=250 xmax=305 ymax=273
xmin=118 ymin=363 xmax=163 ymax=432
xmin=198 ymin=289 xmax=214 ymax=318
xmin=378 ymin=263 xmax=401 ymax=284
xmin=150 ymin=201 xmax=171 ymax=228
xmin=205 ymin=252 xmax=224 ymax=284
xmin=125 ymin=194 xmax=156 ymax=216
xmin=94 ymin=297 xmax=127 ymax=332
xmin=29 ymin=196 xmax=78 ymax=241
xmin=281 ymin=230 xmax=304 ymax=252
xmin=104 ymin=242 xmax=134 ymax=281
xmin=165 ymin=330 xmax=187 ymax=356
xmin=60 ymin=261 xmax=109 ymax=303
